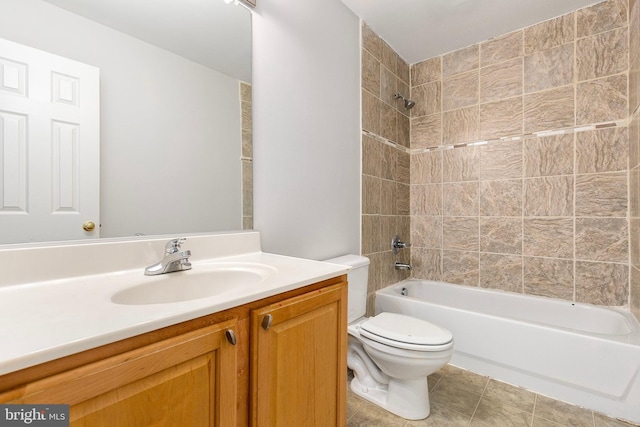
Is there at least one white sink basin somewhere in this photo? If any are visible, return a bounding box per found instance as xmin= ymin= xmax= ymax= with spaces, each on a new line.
xmin=111 ymin=262 xmax=277 ymax=305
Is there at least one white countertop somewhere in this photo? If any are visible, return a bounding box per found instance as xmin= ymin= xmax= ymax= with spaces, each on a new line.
xmin=0 ymin=233 xmax=349 ymax=376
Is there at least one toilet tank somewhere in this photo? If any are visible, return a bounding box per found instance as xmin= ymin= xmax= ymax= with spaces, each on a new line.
xmin=323 ymin=254 xmax=369 ymax=323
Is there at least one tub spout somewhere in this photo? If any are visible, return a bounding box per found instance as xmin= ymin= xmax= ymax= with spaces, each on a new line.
xmin=395 ymin=262 xmax=412 ymax=270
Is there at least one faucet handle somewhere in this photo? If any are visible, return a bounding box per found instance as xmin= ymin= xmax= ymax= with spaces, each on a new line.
xmin=392 ymin=235 xmax=411 ymax=254
xmin=165 ymin=237 xmax=186 ymax=254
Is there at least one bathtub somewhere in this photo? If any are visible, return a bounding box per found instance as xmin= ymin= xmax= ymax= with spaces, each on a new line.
xmin=375 ymin=279 xmax=640 ymax=424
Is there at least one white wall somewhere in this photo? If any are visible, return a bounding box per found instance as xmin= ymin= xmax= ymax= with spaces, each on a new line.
xmin=0 ymin=0 xmax=242 ymax=238
xmin=252 ymin=0 xmax=361 ymax=259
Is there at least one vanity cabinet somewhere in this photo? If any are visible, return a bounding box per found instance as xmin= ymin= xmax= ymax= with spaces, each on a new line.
xmin=0 ymin=275 xmax=347 ymax=427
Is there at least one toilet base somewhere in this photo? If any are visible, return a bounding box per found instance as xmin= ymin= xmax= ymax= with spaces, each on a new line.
xmin=350 ymin=375 xmax=431 ymax=420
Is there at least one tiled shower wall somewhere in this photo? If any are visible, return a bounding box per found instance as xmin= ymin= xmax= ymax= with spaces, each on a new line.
xmin=241 ymin=82 xmax=253 ymax=230
xmin=361 ymin=0 xmax=640 ymax=315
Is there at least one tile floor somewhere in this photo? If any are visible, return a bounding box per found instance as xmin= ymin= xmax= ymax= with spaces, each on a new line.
xmin=346 ymin=365 xmax=637 ymax=427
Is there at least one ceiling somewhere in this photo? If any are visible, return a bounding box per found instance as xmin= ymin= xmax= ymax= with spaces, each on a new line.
xmin=41 ymin=0 xmax=252 ymax=82
xmin=340 ymin=0 xmax=604 ymax=64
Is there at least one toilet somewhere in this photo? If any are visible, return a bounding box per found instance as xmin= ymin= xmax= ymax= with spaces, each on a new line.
xmin=325 ymin=254 xmax=453 ymax=420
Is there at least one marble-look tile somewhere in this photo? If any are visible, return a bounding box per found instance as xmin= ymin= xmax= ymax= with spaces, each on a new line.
xmin=443 ymin=182 xmax=479 ymax=216
xmin=362 ymin=175 xmax=381 ymax=214
xmin=593 ymin=412 xmax=639 ymax=427
xmin=575 ymin=261 xmax=628 ymax=306
xmin=576 ymin=74 xmax=627 ymax=125
xmin=479 ymin=253 xmax=523 ymax=292
xmin=524 ymin=43 xmax=574 ymax=93
xmin=362 ymin=22 xmax=382 ymax=59
xmin=411 ymin=151 xmax=442 ymax=184
xmin=411 ymin=113 xmax=442 ymax=149
xmin=362 ymin=135 xmax=382 ymax=177
xmin=412 ymin=216 xmax=442 ymax=249
xmin=576 ymin=0 xmax=628 ymax=38
xmin=480 ymin=217 xmax=523 ymax=255
xmin=396 ymin=111 xmax=410 ymax=148
xmin=630 ymin=114 xmax=640 ymax=169
xmin=362 ymin=49 xmax=380 ymax=96
xmin=443 ymin=70 xmax=479 ymax=111
xmin=575 ymin=217 xmax=628 ymax=263
xmin=443 ymin=45 xmax=479 ymax=77
xmin=242 ymin=129 xmax=252 ymax=158
xmin=347 ymin=397 xmax=406 ymax=427
xmin=411 ymin=184 xmax=442 ymax=216
xmin=397 ymin=150 xmax=410 ymax=184
xmin=412 ymin=81 xmax=442 ymax=118
xmin=430 ymin=376 xmax=483 ymax=417
xmin=381 ymin=143 xmax=397 ymax=180
xmin=362 ymin=89 xmax=381 ymax=135
xmin=442 ymin=250 xmax=480 ymax=287
xmin=443 ymin=217 xmax=479 ymax=251
xmin=523 ymin=218 xmax=573 ymax=258
xmin=480 ymin=30 xmax=523 ymax=67
xmin=524 ymin=13 xmax=574 ymax=55
xmin=480 ymin=97 xmax=524 ymax=140
xmin=523 ymin=257 xmax=574 ymax=300
xmin=479 ymin=179 xmax=523 ymax=216
xmin=632 ymin=266 xmax=640 ymax=323
xmin=437 ymin=366 xmax=489 ymax=395
xmin=576 ymin=28 xmax=628 ymax=81
xmin=480 ymin=58 xmax=523 ymax=103
xmin=443 ymin=106 xmax=480 ymax=144
xmin=361 ymin=215 xmax=381 ymax=254
xmin=575 ymin=127 xmax=628 ymax=174
xmin=380 ymin=65 xmax=397 ymax=107
xmin=380 ymin=102 xmax=398 ymax=142
xmin=632 ymin=218 xmax=640 ymax=268
xmin=524 ymin=86 xmax=575 ymax=133
xmin=397 ymin=57 xmax=410 ymax=86
xmin=482 ymin=380 xmax=537 ymax=413
xmin=443 ymin=145 xmax=480 ymax=182
xmin=523 ymin=133 xmax=574 ymax=177
xmin=575 ymin=172 xmax=627 ymax=217
xmin=405 ymin=405 xmax=471 ymax=426
xmin=480 ymin=140 xmax=523 ymax=180
xmin=411 ymin=247 xmax=443 ymax=281
xmin=411 ymin=57 xmax=442 ymax=87
xmin=472 ymin=397 xmax=532 ymax=427
xmin=380 ymin=40 xmax=398 ymax=76
xmin=241 ymin=100 xmax=252 ymax=129
xmin=534 ymin=394 xmax=595 ymax=427
xmin=523 ymin=176 xmax=573 ymax=216
xmin=380 ymin=179 xmax=395 ymax=215
xmin=396 ymin=182 xmax=410 ymax=215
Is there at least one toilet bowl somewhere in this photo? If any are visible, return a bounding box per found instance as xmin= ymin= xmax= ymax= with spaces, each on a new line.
xmin=324 ymin=255 xmax=453 ymax=420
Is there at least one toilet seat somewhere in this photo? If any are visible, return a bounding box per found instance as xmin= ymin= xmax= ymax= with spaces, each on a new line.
xmin=360 ymin=312 xmax=453 ymax=351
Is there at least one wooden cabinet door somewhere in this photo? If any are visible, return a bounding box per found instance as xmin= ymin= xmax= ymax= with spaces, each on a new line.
xmin=250 ymin=282 xmax=348 ymax=427
xmin=4 ymin=319 xmax=238 ymax=427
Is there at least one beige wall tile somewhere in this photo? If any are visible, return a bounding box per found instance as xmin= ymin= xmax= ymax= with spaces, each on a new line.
xmin=411 ymin=184 xmax=442 ymax=216
xmin=411 ymin=151 xmax=442 ymax=184
xmin=575 ymin=261 xmax=628 ymax=306
xmin=397 ymin=151 xmax=410 ymax=184
xmin=396 ymin=183 xmax=411 ymax=215
xmin=411 ymin=114 xmax=442 ymax=149
xmin=576 ymin=0 xmax=628 ymax=38
xmin=576 ymin=74 xmax=628 ymax=124
xmin=362 ymin=215 xmax=381 ymax=254
xmin=443 ymin=45 xmax=479 ymax=77
xmin=575 ymin=172 xmax=627 ymax=216
xmin=523 ymin=133 xmax=574 ymax=177
xmin=380 ymin=179 xmax=395 ymax=215
xmin=362 ymin=175 xmax=381 ymax=214
xmin=443 ymin=217 xmax=479 ymax=251
xmin=480 ymin=30 xmax=523 ymax=67
xmin=381 ymin=40 xmax=398 ymax=76
xmin=411 ymin=57 xmax=441 ymax=87
xmin=480 ymin=217 xmax=523 ymax=254
xmin=443 ymin=106 xmax=480 ymax=144
xmin=443 ymin=182 xmax=479 ymax=216
xmin=479 ymin=97 xmax=524 ymax=140
xmin=380 ymin=102 xmax=398 ymax=142
xmin=632 ymin=266 xmax=640 ymax=320
xmin=362 ymin=49 xmax=381 ymax=96
xmin=411 ymin=81 xmax=442 ymax=118
xmin=523 ymin=218 xmax=573 ymax=258
xmin=362 ymin=22 xmax=382 ymax=59
xmin=575 ymin=127 xmax=629 ymax=173
xmin=397 ymin=111 xmax=410 ymax=148
xmin=479 ymin=140 xmax=523 ymax=180
xmin=381 ymin=143 xmax=397 ymax=180
xmin=479 ymin=253 xmax=523 ymax=292
xmin=412 ymin=247 xmax=442 ymax=281
xmin=362 ymin=89 xmax=381 ymax=135
xmin=380 ymin=65 xmax=398 ymax=106
xmin=412 ymin=216 xmax=442 ymax=249
xmin=524 ymin=86 xmax=575 ymax=132
xmin=443 ymin=70 xmax=479 ymax=111
xmin=443 ymin=145 xmax=480 ymax=182
xmin=479 ymin=179 xmax=523 ymax=216
xmin=631 ymin=0 xmax=640 ymax=114
xmin=632 ymin=170 xmax=640 ymax=218
xmin=443 ymin=251 xmax=479 ymax=286
xmin=523 ymin=176 xmax=574 ymax=216
xmin=480 ymin=58 xmax=523 ymax=103
xmin=523 ymin=257 xmax=574 ymax=300
xmin=398 ymin=57 xmax=410 ymax=85
xmin=631 ymin=114 xmax=640 ymax=170
xmin=524 ymin=43 xmax=574 ymax=93
xmin=576 ymin=28 xmax=628 ymax=81
xmin=362 ymin=135 xmax=382 ymax=177
xmin=242 ymin=129 xmax=252 ymax=158
xmin=576 ymin=217 xmax=628 ymax=262
xmin=524 ymin=13 xmax=574 ymax=55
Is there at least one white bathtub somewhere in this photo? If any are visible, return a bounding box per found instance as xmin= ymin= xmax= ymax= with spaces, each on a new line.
xmin=375 ymin=279 xmax=640 ymax=424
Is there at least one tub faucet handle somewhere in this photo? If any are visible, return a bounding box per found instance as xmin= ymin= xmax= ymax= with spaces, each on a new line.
xmin=392 ymin=235 xmax=411 ymax=254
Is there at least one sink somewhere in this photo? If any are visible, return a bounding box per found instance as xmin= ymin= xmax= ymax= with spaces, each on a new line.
xmin=111 ymin=262 xmax=277 ymax=305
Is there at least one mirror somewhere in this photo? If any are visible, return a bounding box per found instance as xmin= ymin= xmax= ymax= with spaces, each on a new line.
xmin=0 ymin=0 xmax=252 ymax=244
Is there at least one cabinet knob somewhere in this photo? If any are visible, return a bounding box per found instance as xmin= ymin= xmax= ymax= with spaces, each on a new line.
xmin=225 ymin=329 xmax=237 ymax=345
xmin=261 ymin=314 xmax=273 ymax=330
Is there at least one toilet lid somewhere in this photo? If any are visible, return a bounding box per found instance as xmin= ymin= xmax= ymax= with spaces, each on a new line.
xmin=360 ymin=312 xmax=453 ymax=347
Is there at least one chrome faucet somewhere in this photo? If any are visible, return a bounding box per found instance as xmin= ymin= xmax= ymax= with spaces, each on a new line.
xmin=394 ymin=262 xmax=412 ymax=271
xmin=144 ymin=238 xmax=192 ymax=276
xmin=392 ymin=235 xmax=412 ymax=254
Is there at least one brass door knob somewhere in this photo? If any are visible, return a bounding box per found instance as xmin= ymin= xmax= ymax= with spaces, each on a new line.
xmin=83 ymin=221 xmax=96 ymax=232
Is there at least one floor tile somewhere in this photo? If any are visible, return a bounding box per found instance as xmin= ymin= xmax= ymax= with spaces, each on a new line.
xmin=534 ymin=395 xmax=595 ymax=427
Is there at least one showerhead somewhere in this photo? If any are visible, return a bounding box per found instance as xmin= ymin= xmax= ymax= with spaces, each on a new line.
xmin=394 ymin=93 xmax=415 ymax=110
